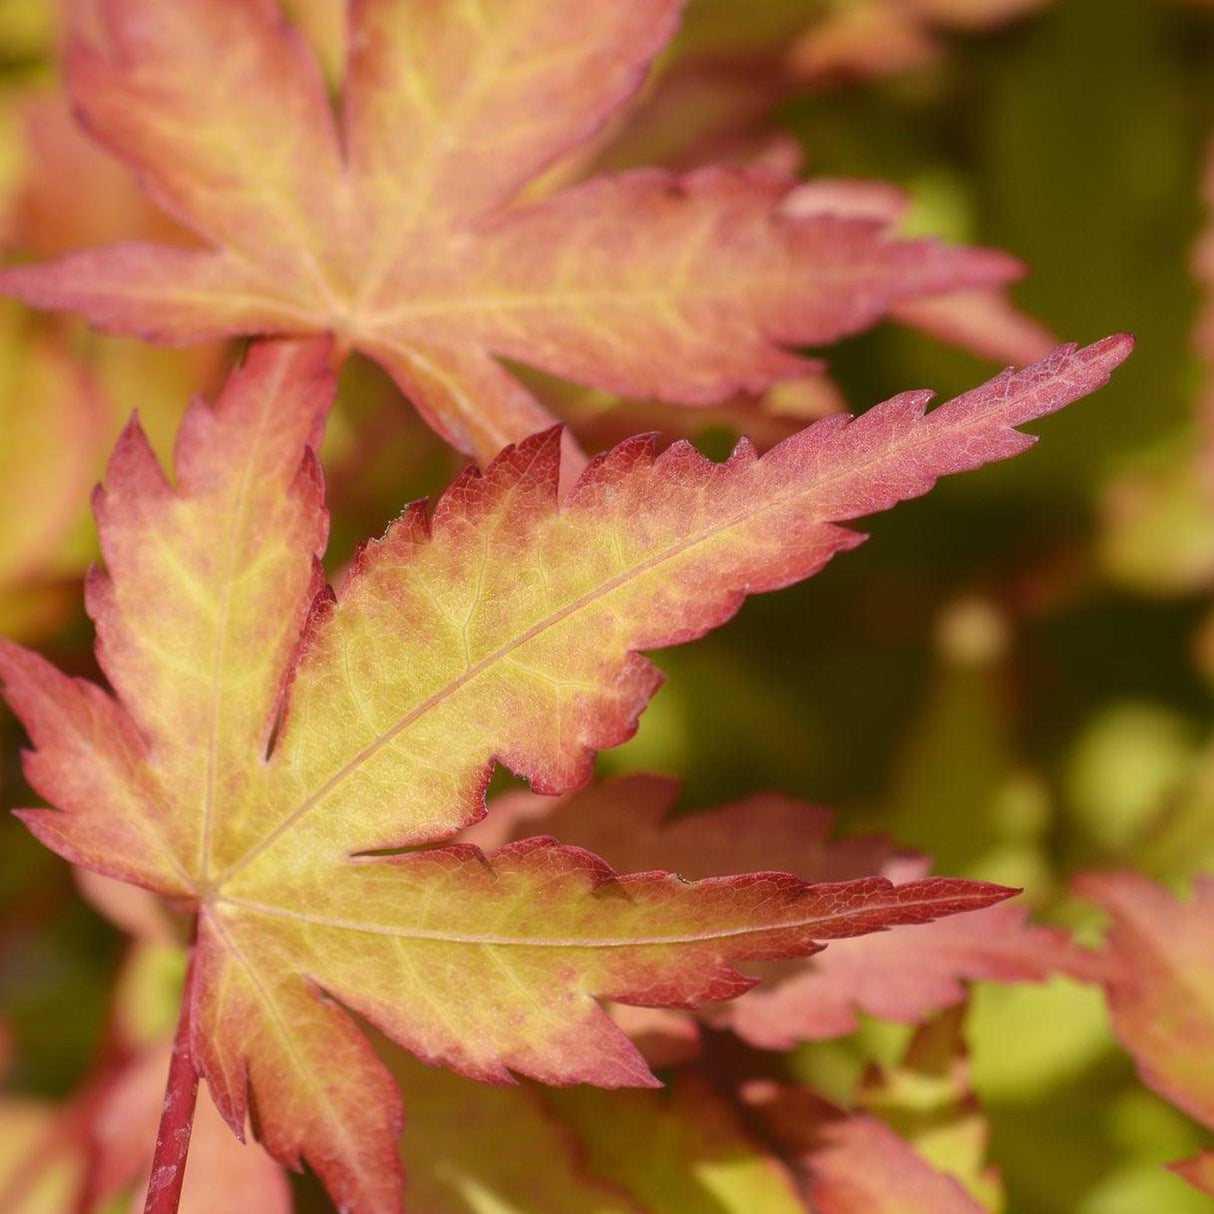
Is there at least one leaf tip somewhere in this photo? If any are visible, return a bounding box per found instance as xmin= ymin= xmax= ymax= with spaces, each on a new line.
xmin=102 ymin=411 xmax=169 ymax=504
xmin=965 ymin=880 xmax=1021 ymax=907
xmin=1093 ymin=331 xmax=1136 ymax=363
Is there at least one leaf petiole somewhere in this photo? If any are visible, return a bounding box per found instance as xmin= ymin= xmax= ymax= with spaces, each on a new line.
xmin=142 ymin=949 xmax=201 ymax=1214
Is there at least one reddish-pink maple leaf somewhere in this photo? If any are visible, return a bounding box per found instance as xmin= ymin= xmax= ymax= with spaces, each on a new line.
xmin=8 ymin=90 xmax=193 ymax=258
xmin=469 ymin=773 xmax=1113 ymax=1048
xmin=1076 ymin=874 xmax=1214 ymax=1128
xmin=0 ymin=0 xmax=1024 ymax=464
xmin=744 ymin=1082 xmax=989 ymax=1214
xmin=782 ymin=179 xmax=1057 ymax=366
xmin=1075 ymin=872 xmax=1214 ymax=1199
xmin=0 ymin=335 xmax=1127 ymax=1211
xmin=544 ymin=1072 xmax=809 ymax=1212
xmin=1172 ymin=1153 xmax=1214 ymax=1198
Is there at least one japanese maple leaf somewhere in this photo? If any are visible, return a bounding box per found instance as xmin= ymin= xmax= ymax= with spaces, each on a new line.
xmin=0 ymin=334 xmax=1128 ymax=1212
xmin=0 ymin=0 xmax=1024 ymax=465
xmin=1173 ymin=1154 xmax=1214 ymax=1199
xmin=745 ymin=1083 xmax=990 ymax=1214
xmin=1076 ymin=872 xmax=1214 ymax=1198
xmin=544 ymin=1073 xmax=809 ymax=1214
xmin=858 ymin=1009 xmax=1002 ymax=1209
xmin=468 ymin=774 xmax=1113 ymax=1049
xmin=396 ymin=1056 xmax=808 ymax=1213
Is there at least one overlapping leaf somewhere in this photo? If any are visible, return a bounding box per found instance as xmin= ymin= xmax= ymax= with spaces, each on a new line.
xmin=547 ymin=1075 xmax=808 ymax=1214
xmin=0 ymin=0 xmax=1027 ymax=463
xmin=745 ymin=1082 xmax=991 ymax=1214
xmin=1173 ymin=1153 xmax=1214 ymax=1198
xmin=0 ymin=334 xmax=1128 ymax=1210
xmin=470 ymin=773 xmax=1113 ymax=1047
xmin=395 ymin=1052 xmax=809 ymax=1214
xmin=858 ymin=1010 xmax=1001 ymax=1209
xmin=392 ymin=1051 xmax=646 ymax=1214
xmin=1076 ymin=872 xmax=1214 ymax=1195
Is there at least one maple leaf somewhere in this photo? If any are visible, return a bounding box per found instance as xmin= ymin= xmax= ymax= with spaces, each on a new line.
xmin=546 ymin=1074 xmax=808 ymax=1214
xmin=468 ymin=774 xmax=1114 ymax=1047
xmin=0 ymin=334 xmax=1128 ymax=1211
xmin=1076 ymin=870 xmax=1214 ymax=1201
xmin=497 ymin=50 xmax=1054 ymax=372
xmin=1075 ymin=873 xmax=1214 ymax=1147
xmin=1172 ymin=1153 xmax=1214 ymax=1198
xmin=857 ymin=1009 xmax=1002 ymax=1209
xmin=391 ymin=1049 xmax=649 ymax=1214
xmin=745 ymin=1082 xmax=991 ymax=1214
xmin=395 ymin=1052 xmax=807 ymax=1214
xmin=0 ymin=0 xmax=1026 ymax=464
xmin=782 ymin=179 xmax=1056 ymax=367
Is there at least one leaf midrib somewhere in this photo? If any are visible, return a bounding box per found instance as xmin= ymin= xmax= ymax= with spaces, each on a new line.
xmin=216 ymin=884 xmax=994 ymax=948
xmin=199 ymin=355 xmax=287 ymax=883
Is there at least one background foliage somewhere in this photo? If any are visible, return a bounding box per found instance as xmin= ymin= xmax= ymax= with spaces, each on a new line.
xmin=1 ymin=1 xmax=1212 ymax=1210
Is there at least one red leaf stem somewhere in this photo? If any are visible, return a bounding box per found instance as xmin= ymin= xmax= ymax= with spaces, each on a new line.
xmin=142 ymin=951 xmax=200 ymax=1214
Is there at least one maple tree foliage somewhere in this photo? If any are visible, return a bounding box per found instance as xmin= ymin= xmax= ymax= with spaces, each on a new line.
xmin=0 ymin=0 xmax=1027 ymax=465
xmin=0 ymin=330 xmax=1129 ymax=1211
